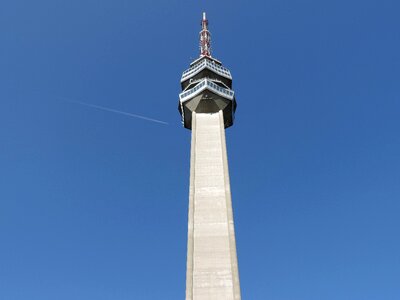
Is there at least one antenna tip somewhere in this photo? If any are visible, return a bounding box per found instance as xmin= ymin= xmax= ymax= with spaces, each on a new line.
xmin=203 ymin=12 xmax=206 ymax=20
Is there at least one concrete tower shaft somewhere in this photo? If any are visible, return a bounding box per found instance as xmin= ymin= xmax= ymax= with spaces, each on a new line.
xmin=186 ymin=111 xmax=241 ymax=299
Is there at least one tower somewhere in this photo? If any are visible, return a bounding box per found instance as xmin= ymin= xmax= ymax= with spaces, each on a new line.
xmin=179 ymin=13 xmax=241 ymax=300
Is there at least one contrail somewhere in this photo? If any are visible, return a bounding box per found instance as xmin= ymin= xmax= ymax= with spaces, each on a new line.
xmin=62 ymin=98 xmax=168 ymax=125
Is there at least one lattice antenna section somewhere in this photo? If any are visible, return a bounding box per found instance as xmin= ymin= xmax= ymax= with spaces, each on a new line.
xmin=200 ymin=12 xmax=211 ymax=57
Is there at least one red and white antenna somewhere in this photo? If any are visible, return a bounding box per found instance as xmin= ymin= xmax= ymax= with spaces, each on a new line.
xmin=200 ymin=12 xmax=211 ymax=57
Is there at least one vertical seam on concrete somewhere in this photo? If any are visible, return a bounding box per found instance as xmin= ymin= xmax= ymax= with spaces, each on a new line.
xmin=186 ymin=112 xmax=196 ymax=300
xmin=219 ymin=110 xmax=242 ymax=299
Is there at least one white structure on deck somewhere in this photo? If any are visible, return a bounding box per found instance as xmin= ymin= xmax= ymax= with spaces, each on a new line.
xmin=178 ymin=13 xmax=241 ymax=300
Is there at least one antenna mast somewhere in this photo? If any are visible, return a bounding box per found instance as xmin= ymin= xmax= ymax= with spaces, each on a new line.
xmin=200 ymin=12 xmax=211 ymax=57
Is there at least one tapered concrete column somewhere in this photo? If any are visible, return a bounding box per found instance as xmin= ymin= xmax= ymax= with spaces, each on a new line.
xmin=186 ymin=111 xmax=241 ymax=300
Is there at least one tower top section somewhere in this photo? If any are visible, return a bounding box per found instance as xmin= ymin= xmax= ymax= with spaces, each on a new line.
xmin=200 ymin=12 xmax=211 ymax=57
xmin=178 ymin=12 xmax=237 ymax=130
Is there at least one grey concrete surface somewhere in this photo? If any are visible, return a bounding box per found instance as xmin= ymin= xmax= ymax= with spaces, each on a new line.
xmin=186 ymin=111 xmax=241 ymax=300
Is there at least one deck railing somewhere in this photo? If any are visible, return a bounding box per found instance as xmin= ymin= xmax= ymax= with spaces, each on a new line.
xmin=179 ymin=78 xmax=234 ymax=103
xmin=181 ymin=59 xmax=232 ymax=82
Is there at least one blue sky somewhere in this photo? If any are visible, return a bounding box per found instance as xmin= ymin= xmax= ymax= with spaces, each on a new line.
xmin=1 ymin=0 xmax=400 ymax=299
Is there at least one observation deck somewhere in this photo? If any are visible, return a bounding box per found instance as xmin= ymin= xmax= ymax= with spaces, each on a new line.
xmin=181 ymin=56 xmax=232 ymax=87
